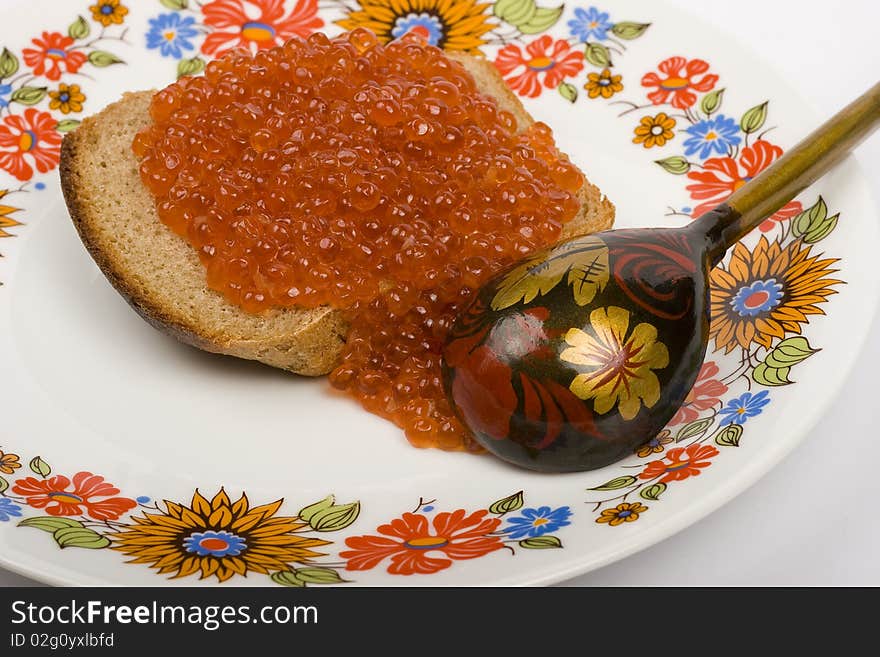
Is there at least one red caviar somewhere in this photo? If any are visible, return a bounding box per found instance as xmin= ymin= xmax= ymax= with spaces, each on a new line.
xmin=133 ymin=29 xmax=583 ymax=451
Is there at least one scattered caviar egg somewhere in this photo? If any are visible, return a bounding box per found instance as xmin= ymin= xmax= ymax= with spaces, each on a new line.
xmin=133 ymin=29 xmax=583 ymax=452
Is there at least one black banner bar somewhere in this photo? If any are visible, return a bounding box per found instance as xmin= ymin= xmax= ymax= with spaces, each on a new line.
xmin=0 ymin=586 xmax=866 ymax=653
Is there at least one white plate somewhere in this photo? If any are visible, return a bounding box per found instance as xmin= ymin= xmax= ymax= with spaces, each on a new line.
xmin=0 ymin=0 xmax=877 ymax=586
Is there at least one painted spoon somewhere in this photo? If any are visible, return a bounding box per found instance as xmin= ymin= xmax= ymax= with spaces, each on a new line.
xmin=442 ymin=81 xmax=880 ymax=472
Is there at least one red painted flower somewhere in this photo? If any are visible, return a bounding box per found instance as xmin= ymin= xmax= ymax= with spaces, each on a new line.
xmin=685 ymin=140 xmax=802 ymax=229
xmin=22 ymin=32 xmax=88 ymax=81
xmin=669 ymin=361 xmax=728 ymax=426
xmin=12 ymin=471 xmax=137 ymax=521
xmin=494 ymin=35 xmax=584 ymax=98
xmin=641 ymin=56 xmax=718 ymax=109
xmin=200 ymin=0 xmax=323 ymax=57
xmin=341 ymin=509 xmax=503 ymax=575
xmin=0 ymin=109 xmax=63 ymax=181
xmin=639 ymin=444 xmax=719 ymax=483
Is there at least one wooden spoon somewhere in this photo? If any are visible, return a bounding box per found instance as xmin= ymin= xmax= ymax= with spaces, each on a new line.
xmin=442 ymin=81 xmax=880 ymax=472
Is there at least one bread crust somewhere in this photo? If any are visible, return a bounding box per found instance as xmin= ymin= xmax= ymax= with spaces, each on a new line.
xmin=60 ymin=58 xmax=614 ymax=376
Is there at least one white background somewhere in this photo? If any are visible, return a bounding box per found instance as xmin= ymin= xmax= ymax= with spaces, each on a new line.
xmin=2 ymin=0 xmax=878 ymax=586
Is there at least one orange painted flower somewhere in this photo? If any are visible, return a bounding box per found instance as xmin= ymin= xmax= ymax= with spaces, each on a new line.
xmin=585 ymin=68 xmax=623 ymax=99
xmin=12 ymin=471 xmax=137 ymax=521
xmin=90 ymin=0 xmax=128 ymax=27
xmin=113 ymin=489 xmax=329 ymax=582
xmin=0 ymin=450 xmax=21 ymax=475
xmin=639 ymin=444 xmax=719 ymax=483
xmin=635 ymin=429 xmax=673 ymax=458
xmin=632 ymin=112 xmax=676 ymax=148
xmin=0 ymin=109 xmax=63 ymax=181
xmin=341 ymin=509 xmax=503 ymax=575
xmin=22 ymin=32 xmax=88 ymax=81
xmin=0 ymin=189 xmax=22 ymax=238
xmin=596 ymin=502 xmax=647 ymax=526
xmin=685 ymin=140 xmax=802 ymax=226
xmin=200 ymin=0 xmax=323 ymax=57
xmin=494 ymin=35 xmax=584 ymax=98
xmin=709 ymin=237 xmax=841 ymax=353
xmin=669 ymin=361 xmax=728 ymax=425
xmin=641 ymin=56 xmax=718 ymax=109
xmin=48 ymin=83 xmax=86 ymax=114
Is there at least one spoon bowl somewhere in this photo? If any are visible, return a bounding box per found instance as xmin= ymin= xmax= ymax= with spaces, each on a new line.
xmin=442 ymin=226 xmax=711 ymax=472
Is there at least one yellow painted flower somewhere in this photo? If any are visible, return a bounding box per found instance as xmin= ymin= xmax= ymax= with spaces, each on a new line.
xmin=710 ymin=236 xmax=842 ymax=353
xmin=0 ymin=190 xmax=22 ymax=238
xmin=113 ymin=489 xmax=330 ymax=582
xmin=336 ymin=0 xmax=497 ymax=53
xmin=633 ymin=112 xmax=676 ymax=148
xmin=635 ymin=429 xmax=673 ymax=458
xmin=596 ymin=502 xmax=647 ymax=526
xmin=48 ymin=84 xmax=85 ymax=115
xmin=0 ymin=449 xmax=21 ymax=475
xmin=585 ymin=68 xmax=623 ymax=99
xmin=561 ymin=306 xmax=669 ymax=420
xmin=90 ymin=0 xmax=128 ymax=27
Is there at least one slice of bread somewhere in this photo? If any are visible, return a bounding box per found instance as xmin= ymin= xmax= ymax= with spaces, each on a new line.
xmin=60 ymin=54 xmax=615 ymax=377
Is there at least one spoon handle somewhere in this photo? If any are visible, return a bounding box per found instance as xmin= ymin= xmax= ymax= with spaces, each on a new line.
xmin=694 ymin=80 xmax=880 ymax=263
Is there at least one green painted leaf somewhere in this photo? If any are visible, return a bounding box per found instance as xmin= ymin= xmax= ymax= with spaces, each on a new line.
xmin=29 ymin=455 xmax=51 ymax=477
xmin=54 ymin=526 xmax=110 ymax=549
xmin=714 ymin=424 xmax=743 ymax=447
xmin=290 ymin=567 xmax=346 ymax=584
xmin=700 ymin=88 xmax=725 ymax=115
xmin=88 ymin=50 xmax=124 ymax=68
xmin=753 ymin=362 xmax=791 ymax=386
xmin=493 ymin=0 xmax=537 ymax=24
xmin=19 ymin=516 xmax=84 ymax=533
xmin=764 ymin=336 xmax=819 ymax=368
xmin=0 ymin=47 xmax=20 ymax=78
xmin=611 ymin=21 xmax=651 ymax=39
xmin=0 ymin=476 xmax=8 ymax=494
xmin=309 ymin=501 xmax=360 ymax=532
xmin=804 ymin=213 xmax=838 ymax=243
xmin=491 ymin=236 xmax=608 ymax=310
xmin=519 ymin=6 xmax=564 ymax=34
xmin=588 ymin=475 xmax=637 ymax=491
xmin=740 ymin=101 xmax=768 ymax=134
xmin=792 ymin=196 xmax=827 ymax=237
xmin=675 ymin=417 xmax=714 ymax=442
xmin=489 ymin=491 xmax=524 ymax=515
xmin=68 ymin=15 xmax=90 ymax=40
xmin=161 ymin=0 xmax=189 ymax=8
xmin=584 ymin=42 xmax=612 ymax=67
xmin=298 ymin=495 xmax=334 ymax=522
xmin=754 ymin=337 xmax=819 ymax=386
xmin=177 ymin=56 xmax=206 ymax=79
xmin=654 ymin=156 xmax=690 ymax=175
xmin=56 ymin=119 xmax=81 ymax=133
xmin=639 ymin=482 xmax=666 ymax=501
xmin=11 ymin=86 xmax=47 ymax=106
xmin=558 ymin=82 xmax=578 ymax=103
xmin=519 ymin=535 xmax=562 ymax=549
xmin=271 ymin=570 xmax=306 ymax=587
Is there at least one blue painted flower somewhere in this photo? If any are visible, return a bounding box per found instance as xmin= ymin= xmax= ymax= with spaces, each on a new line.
xmin=504 ymin=506 xmax=572 ymax=539
xmin=0 ymin=83 xmax=12 ymax=109
xmin=730 ymin=278 xmax=783 ymax=317
xmin=183 ymin=530 xmax=247 ymax=557
xmin=718 ymin=390 xmax=770 ymax=426
xmin=0 ymin=498 xmax=23 ymax=522
xmin=390 ymin=12 xmax=445 ymax=46
xmin=568 ymin=7 xmax=613 ymax=43
xmin=146 ymin=13 xmax=199 ymax=59
xmin=682 ymin=114 xmax=741 ymax=160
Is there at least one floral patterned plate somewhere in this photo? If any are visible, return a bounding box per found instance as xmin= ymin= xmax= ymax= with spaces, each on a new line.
xmin=0 ymin=0 xmax=877 ymax=586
